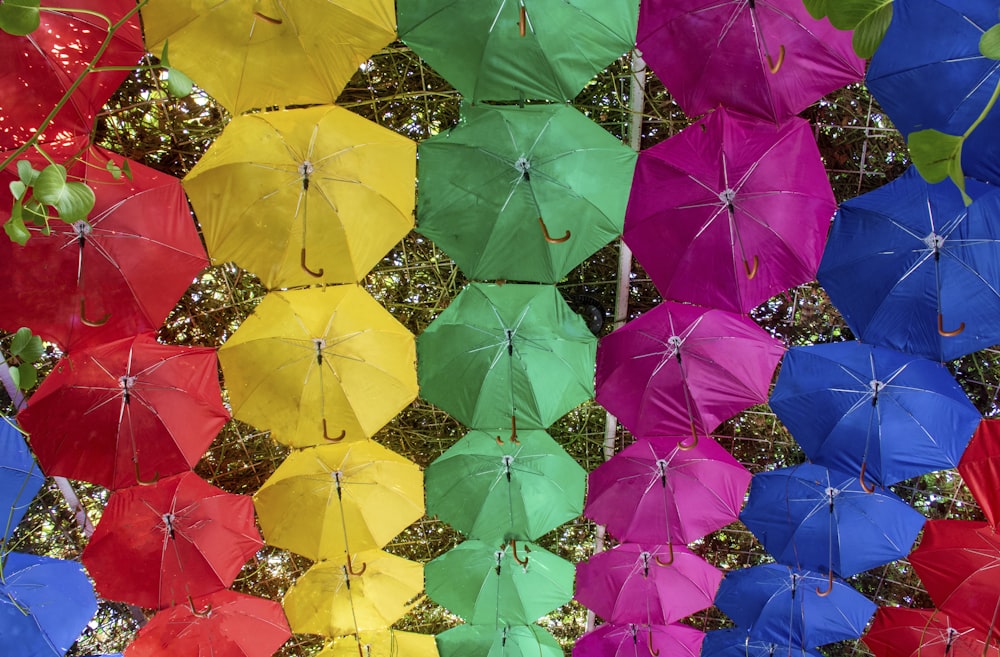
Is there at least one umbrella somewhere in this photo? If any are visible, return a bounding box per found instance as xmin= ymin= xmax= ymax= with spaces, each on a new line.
xmin=282 ymin=549 xmax=422 ymax=637
xmin=584 ymin=436 xmax=752 ymax=544
xmin=437 ymin=624 xmax=562 ymax=657
xmin=415 ymin=102 xmax=637 ymax=283
xmin=818 ymin=167 xmax=1000 ymax=361
xmin=769 ymin=341 xmax=981 ymax=488
xmin=318 ymin=630 xmax=439 ymax=657
xmin=0 ymin=0 xmax=144 ymax=149
xmin=124 ymin=589 xmax=290 ymax=657
xmin=397 ymin=0 xmax=638 ymax=102
xmin=740 ymin=463 xmax=926 ymax=589
xmin=863 ymin=607 xmax=1000 ymax=657
xmin=623 ymin=107 xmax=836 ymax=313
xmin=595 ymin=301 xmax=784 ymax=440
xmin=0 ymin=137 xmax=209 ymax=351
xmin=81 ymin=471 xmax=262 ymax=609
xmin=574 ymin=622 xmax=705 ymax=657
xmin=218 ymin=286 xmax=417 ymax=448
xmin=140 ymin=0 xmax=395 ymax=114
xmin=575 ymin=543 xmax=722 ymax=624
xmin=18 ymin=332 xmax=229 ymax=490
xmin=183 ymin=105 xmax=415 ymax=288
xmin=417 ymin=283 xmax=596 ymax=431
xmin=637 ymin=0 xmax=864 ymax=123
xmin=702 ymin=628 xmax=825 ymax=657
xmin=425 ymin=539 xmax=573 ymax=625
xmin=715 ymin=564 xmax=876 ymax=648
xmin=0 ymin=552 xmax=97 ymax=657
xmin=1 ymin=421 xmax=43 ymax=540
xmin=959 ymin=419 xmax=1000 ymax=527
xmin=866 ymin=0 xmax=1000 ymax=185
xmin=425 ymin=428 xmax=585 ymax=544
xmin=253 ymin=441 xmax=423 ymax=561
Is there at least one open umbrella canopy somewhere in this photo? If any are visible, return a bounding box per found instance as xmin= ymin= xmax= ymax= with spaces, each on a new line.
xmin=637 ymin=0 xmax=863 ymax=123
xmin=0 ymin=552 xmax=97 ymax=657
xmin=253 ymin=441 xmax=423 ymax=562
xmin=624 ymin=107 xmax=835 ymax=313
xmin=863 ymin=607 xmax=1000 ymax=657
xmin=82 ymin=471 xmax=262 ymax=609
xmin=0 ymin=421 xmax=43 ymax=540
xmin=141 ymin=0 xmax=395 ymax=114
xmin=184 ymin=105 xmax=415 ymax=288
xmin=0 ymin=138 xmax=209 ymax=351
xmin=18 ymin=332 xmax=228 ymax=490
xmin=124 ymin=590 xmax=291 ymax=657
xmin=818 ymin=167 xmax=1000 ymax=362
xmin=425 ymin=539 xmax=573 ymax=625
xmin=418 ymin=283 xmax=596 ymax=431
xmin=318 ymin=630 xmax=439 ymax=657
xmin=584 ymin=436 xmax=751 ymax=544
xmin=574 ymin=622 xmax=705 ymax=657
xmin=740 ymin=463 xmax=926 ymax=580
xmin=770 ymin=341 xmax=980 ymax=488
xmin=575 ymin=543 xmax=722 ymax=625
xmin=866 ymin=0 xmax=1000 ymax=184
xmin=438 ymin=624 xmax=560 ymax=657
xmin=218 ymin=286 xmax=417 ymax=447
xmin=397 ymin=0 xmax=638 ymax=102
xmin=715 ymin=564 xmax=876 ymax=649
xmin=596 ymin=301 xmax=784 ymax=440
xmin=0 ymin=0 xmax=144 ymax=148
xmin=425 ymin=429 xmax=585 ymax=544
xmin=959 ymin=419 xmax=1000 ymax=527
xmin=416 ymin=102 xmax=636 ymax=283
xmin=702 ymin=628 xmax=825 ymax=657
xmin=282 ymin=549 xmax=422 ymax=637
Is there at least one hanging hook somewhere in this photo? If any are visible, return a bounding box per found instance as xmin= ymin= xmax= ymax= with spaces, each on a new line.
xmin=301 ymin=247 xmax=324 ymax=278
xmin=744 ymin=255 xmax=759 ymax=280
xmin=511 ymin=540 xmax=531 ymax=566
xmin=538 ymin=217 xmax=570 ymax=244
xmin=654 ymin=543 xmax=675 ymax=567
xmin=766 ymin=45 xmax=786 ymax=73
xmin=347 ymin=553 xmax=367 ymax=576
xmin=519 ymin=5 xmax=526 ymax=37
xmin=79 ymin=298 xmax=110 ymax=327
xmin=938 ymin=313 xmax=966 ymax=337
xmin=135 ymin=460 xmax=159 ymax=486
xmin=816 ymin=569 xmax=835 ymax=597
xmin=859 ymin=461 xmax=875 ymax=494
xmin=188 ymin=595 xmax=212 ymax=618
xmin=647 ymin=630 xmax=661 ymax=657
xmin=323 ymin=419 xmax=346 ymax=442
xmin=677 ymin=420 xmax=699 ymax=451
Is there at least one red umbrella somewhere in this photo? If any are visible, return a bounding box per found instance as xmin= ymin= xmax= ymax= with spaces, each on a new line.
xmin=864 ymin=607 xmax=1000 ymax=657
xmin=18 ymin=332 xmax=228 ymax=490
xmin=0 ymin=0 xmax=144 ymax=149
xmin=0 ymin=137 xmax=208 ymax=351
xmin=81 ymin=471 xmax=262 ymax=609
xmin=124 ymin=589 xmax=290 ymax=657
xmin=959 ymin=420 xmax=1000 ymax=526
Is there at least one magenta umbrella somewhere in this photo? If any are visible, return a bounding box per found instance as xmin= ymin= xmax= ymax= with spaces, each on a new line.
xmin=575 ymin=543 xmax=722 ymax=625
xmin=637 ymin=0 xmax=864 ymax=123
xmin=596 ymin=301 xmax=784 ymax=441
xmin=584 ymin=437 xmax=752 ymax=544
xmin=623 ymin=107 xmax=835 ymax=313
xmin=575 ymin=622 xmax=705 ymax=657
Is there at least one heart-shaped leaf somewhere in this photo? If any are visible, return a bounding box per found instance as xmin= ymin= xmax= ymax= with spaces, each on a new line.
xmin=9 ymin=180 xmax=26 ymax=201
xmin=4 ymin=204 xmax=30 ymax=245
xmin=17 ymin=159 xmax=38 ymax=187
xmin=852 ymin=1 xmax=893 ymax=58
xmin=16 ymin=362 xmax=37 ymax=390
xmin=33 ymin=164 xmax=95 ymax=221
xmin=909 ymin=129 xmax=970 ymax=205
xmin=0 ymin=0 xmax=41 ymax=36
xmin=981 ymin=24 xmax=1000 ymax=59
xmin=11 ymin=328 xmax=43 ymax=363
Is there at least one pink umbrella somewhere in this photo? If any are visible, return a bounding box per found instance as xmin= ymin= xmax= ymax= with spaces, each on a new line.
xmin=623 ymin=107 xmax=835 ymax=313
xmin=575 ymin=543 xmax=722 ymax=625
xmin=574 ymin=622 xmax=705 ymax=657
xmin=596 ymin=301 xmax=784 ymax=441
xmin=584 ymin=437 xmax=752 ymax=544
xmin=637 ymin=0 xmax=864 ymax=123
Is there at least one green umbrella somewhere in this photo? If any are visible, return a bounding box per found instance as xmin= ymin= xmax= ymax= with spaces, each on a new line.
xmin=425 ymin=539 xmax=573 ymax=624
xmin=426 ymin=429 xmax=585 ymax=544
xmin=397 ymin=0 xmax=639 ymax=102
xmin=416 ymin=103 xmax=636 ymax=283
xmin=417 ymin=283 xmax=596 ymax=431
xmin=437 ymin=624 xmax=563 ymax=657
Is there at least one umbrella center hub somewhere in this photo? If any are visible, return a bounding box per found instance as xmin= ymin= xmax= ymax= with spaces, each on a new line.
xmin=667 ymin=335 xmax=683 ymax=348
xmin=924 ymin=232 xmax=945 ymax=252
xmin=514 ymin=156 xmax=531 ymax=177
xmin=869 ymin=379 xmax=885 ymax=395
xmin=502 ymin=454 xmax=514 ymax=467
xmin=161 ymin=513 xmax=176 ymax=538
xmin=718 ymin=188 xmax=737 ymax=207
xmin=298 ymin=160 xmax=314 ymax=177
xmin=72 ymin=220 xmax=91 ymax=240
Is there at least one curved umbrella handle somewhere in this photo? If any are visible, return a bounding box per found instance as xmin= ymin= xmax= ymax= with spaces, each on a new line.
xmin=347 ymin=554 xmax=367 ymax=576
xmin=509 ymin=414 xmax=519 ymax=445
xmin=677 ymin=421 xmax=698 ymax=451
xmin=654 ymin=543 xmax=674 ymax=567
xmin=816 ymin=569 xmax=835 ymax=597
xmin=79 ymin=298 xmax=110 ymax=327
xmin=323 ymin=419 xmax=346 ymax=442
xmin=766 ymin=45 xmax=786 ymax=74
xmin=511 ymin=539 xmax=531 ymax=566
xmin=188 ymin=595 xmax=212 ymax=617
xmin=135 ymin=460 xmax=159 ymax=486
xmin=519 ymin=5 xmax=527 ymax=36
xmin=647 ymin=630 xmax=660 ymax=657
xmin=859 ymin=461 xmax=875 ymax=494
xmin=538 ymin=217 xmax=570 ymax=244
xmin=938 ymin=313 xmax=966 ymax=337
xmin=744 ymin=255 xmax=759 ymax=280
xmin=301 ymin=247 xmax=324 ymax=278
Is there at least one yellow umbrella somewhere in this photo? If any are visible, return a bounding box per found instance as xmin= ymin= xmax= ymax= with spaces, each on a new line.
xmin=253 ymin=441 xmax=423 ymax=561
xmin=319 ymin=630 xmax=439 ymax=657
xmin=184 ymin=105 xmax=415 ymax=288
xmin=141 ymin=0 xmax=396 ymax=114
xmin=283 ymin=549 xmax=422 ymax=636
xmin=218 ymin=286 xmax=417 ymax=447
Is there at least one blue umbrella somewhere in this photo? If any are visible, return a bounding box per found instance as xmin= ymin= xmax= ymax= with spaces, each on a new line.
xmin=702 ymin=628 xmax=825 ymax=657
xmin=769 ymin=341 xmax=980 ymax=488
xmin=1 ymin=420 xmax=44 ymax=540
xmin=818 ymin=167 xmax=1000 ymax=362
xmin=740 ymin=463 xmax=925 ymax=592
xmin=0 ymin=552 xmax=97 ymax=657
xmin=714 ymin=564 xmax=876 ymax=649
xmin=866 ymin=0 xmax=1000 ymax=185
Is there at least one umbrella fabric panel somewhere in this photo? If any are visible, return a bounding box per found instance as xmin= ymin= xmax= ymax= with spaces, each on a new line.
xmin=702 ymin=628 xmax=826 ymax=657
xmin=959 ymin=419 xmax=1000 ymax=527
xmin=573 ymin=622 xmax=705 ymax=657
xmin=437 ymin=624 xmax=562 ymax=657
xmin=863 ymin=607 xmax=1000 ymax=657
xmin=319 ymin=630 xmax=439 ymax=657
xmin=416 ymin=102 xmax=637 ymax=283
xmin=397 ymin=0 xmax=639 ymax=102
xmin=0 ymin=421 xmax=44 ymax=540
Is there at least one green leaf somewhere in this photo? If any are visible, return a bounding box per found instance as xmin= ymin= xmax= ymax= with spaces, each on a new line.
xmin=121 ymin=159 xmax=132 ymax=181
xmin=851 ymin=1 xmax=893 ymax=58
xmin=981 ymin=24 xmax=1000 ymax=59
xmin=16 ymin=363 xmax=36 ymax=390
xmin=106 ymin=160 xmax=122 ymax=180
xmin=826 ymin=0 xmax=890 ymax=30
xmin=0 ymin=0 xmax=40 ymax=36
xmin=165 ymin=67 xmax=194 ymax=98
xmin=11 ymin=329 xmax=43 ymax=364
xmin=802 ymin=0 xmax=834 ymax=20
xmin=909 ymin=129 xmax=971 ymax=205
xmin=9 ymin=365 xmax=19 ymax=390
xmin=33 ymin=164 xmax=96 ymax=221
xmin=10 ymin=327 xmax=31 ymax=357
xmin=9 ymin=180 xmax=26 ymax=201
xmin=23 ymin=199 xmax=46 ymax=227
xmin=17 ymin=159 xmax=37 ymax=187
xmin=4 ymin=204 xmax=29 ymax=245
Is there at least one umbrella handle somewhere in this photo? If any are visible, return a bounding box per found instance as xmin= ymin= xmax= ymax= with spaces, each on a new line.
xmin=135 ymin=460 xmax=159 ymax=486
xmin=79 ymin=298 xmax=110 ymax=327
xmin=511 ymin=539 xmax=531 ymax=566
xmin=253 ymin=10 xmax=282 ymax=24
xmin=538 ymin=217 xmax=570 ymax=244
xmin=816 ymin=569 xmax=834 ymax=597
xmin=519 ymin=5 xmax=526 ymax=36
xmin=510 ymin=414 xmax=519 ymax=444
xmin=301 ymin=247 xmax=324 ymax=278
xmin=323 ymin=419 xmax=346 ymax=442
xmin=654 ymin=543 xmax=674 ymax=566
xmin=859 ymin=461 xmax=875 ymax=494
xmin=744 ymin=256 xmax=759 ymax=280
xmin=347 ymin=554 xmax=367 ymax=576
xmin=647 ymin=630 xmax=660 ymax=656
xmin=188 ymin=595 xmax=212 ymax=617
xmin=766 ymin=45 xmax=785 ymax=74
xmin=677 ymin=421 xmax=698 ymax=451
xmin=938 ymin=313 xmax=966 ymax=337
